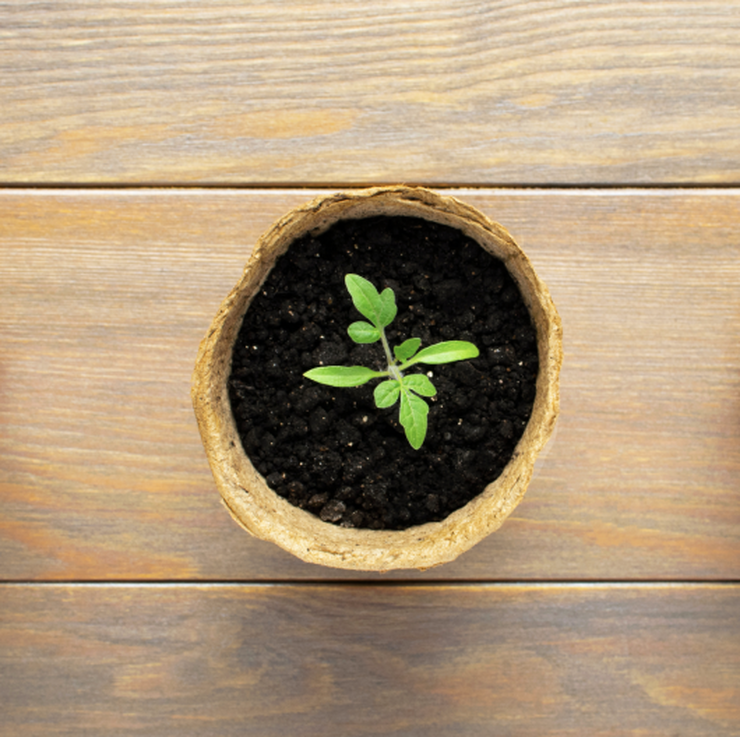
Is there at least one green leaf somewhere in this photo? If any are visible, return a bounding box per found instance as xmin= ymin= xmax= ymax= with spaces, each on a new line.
xmin=409 ymin=340 xmax=479 ymax=366
xmin=399 ymin=389 xmax=430 ymax=450
xmin=347 ymin=321 xmax=381 ymax=344
xmin=393 ymin=337 xmax=421 ymax=362
xmin=378 ymin=287 xmax=398 ymax=328
xmin=374 ymin=379 xmax=400 ymax=408
xmin=403 ymin=373 xmax=437 ymax=397
xmin=304 ymin=365 xmax=380 ymax=387
xmin=345 ymin=274 xmax=397 ymax=329
xmin=345 ymin=274 xmax=384 ymax=326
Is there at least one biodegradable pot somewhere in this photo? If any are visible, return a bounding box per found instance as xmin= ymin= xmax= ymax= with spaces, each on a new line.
xmin=192 ymin=186 xmax=562 ymax=571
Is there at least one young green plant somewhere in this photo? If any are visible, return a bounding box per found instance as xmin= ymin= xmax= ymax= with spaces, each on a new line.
xmin=304 ymin=274 xmax=479 ymax=450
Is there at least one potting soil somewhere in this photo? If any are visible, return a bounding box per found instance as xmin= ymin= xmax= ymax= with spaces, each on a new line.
xmin=228 ymin=215 xmax=538 ymax=530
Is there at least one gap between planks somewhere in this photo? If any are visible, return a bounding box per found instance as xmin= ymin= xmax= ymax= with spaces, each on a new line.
xmin=1 ymin=581 xmax=737 ymax=589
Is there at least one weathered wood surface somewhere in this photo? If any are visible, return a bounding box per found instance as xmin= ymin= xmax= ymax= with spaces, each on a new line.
xmin=1 ymin=188 xmax=738 ymax=581
xmin=2 ymin=1 xmax=736 ymax=731
xmin=2 ymin=1 xmax=739 ymax=185
xmin=0 ymin=584 xmax=737 ymax=736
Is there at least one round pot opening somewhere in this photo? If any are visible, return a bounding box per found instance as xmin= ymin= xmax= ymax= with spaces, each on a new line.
xmin=192 ymin=186 xmax=562 ymax=571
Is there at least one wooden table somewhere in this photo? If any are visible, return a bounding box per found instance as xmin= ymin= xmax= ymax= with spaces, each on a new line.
xmin=1 ymin=3 xmax=738 ymax=734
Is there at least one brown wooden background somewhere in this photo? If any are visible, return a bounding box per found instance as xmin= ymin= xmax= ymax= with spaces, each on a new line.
xmin=1 ymin=2 xmax=738 ymax=735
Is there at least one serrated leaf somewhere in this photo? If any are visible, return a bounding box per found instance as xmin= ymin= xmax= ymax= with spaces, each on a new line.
xmin=374 ymin=379 xmax=400 ymax=408
xmin=345 ymin=274 xmax=384 ymax=327
xmin=347 ymin=321 xmax=381 ymax=344
xmin=410 ymin=340 xmax=479 ymax=365
xmin=393 ymin=337 xmax=422 ymax=362
xmin=403 ymin=373 xmax=437 ymax=397
xmin=304 ymin=365 xmax=379 ymax=387
xmin=399 ymin=389 xmax=430 ymax=450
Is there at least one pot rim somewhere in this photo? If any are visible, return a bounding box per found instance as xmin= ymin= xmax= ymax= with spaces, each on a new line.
xmin=192 ymin=185 xmax=562 ymax=571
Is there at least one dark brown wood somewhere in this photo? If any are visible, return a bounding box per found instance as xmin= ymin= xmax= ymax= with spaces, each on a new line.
xmin=1 ymin=2 xmax=739 ymax=185
xmin=1 ymin=189 xmax=738 ymax=581
xmin=1 ymin=583 xmax=737 ymax=736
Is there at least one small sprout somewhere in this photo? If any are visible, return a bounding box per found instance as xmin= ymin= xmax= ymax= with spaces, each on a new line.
xmin=304 ymin=274 xmax=479 ymax=450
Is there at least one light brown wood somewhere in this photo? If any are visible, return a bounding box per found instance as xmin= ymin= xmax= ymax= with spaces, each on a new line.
xmin=1 ymin=188 xmax=738 ymax=580
xmin=1 ymin=1 xmax=739 ymax=185
xmin=2 ymin=2 xmax=736 ymax=730
xmin=0 ymin=583 xmax=737 ymax=736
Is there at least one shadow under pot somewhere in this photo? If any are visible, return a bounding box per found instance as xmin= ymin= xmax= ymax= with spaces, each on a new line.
xmin=192 ymin=185 xmax=562 ymax=571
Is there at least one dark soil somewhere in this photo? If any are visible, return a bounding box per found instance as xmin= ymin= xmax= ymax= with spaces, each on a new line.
xmin=228 ymin=215 xmax=538 ymax=531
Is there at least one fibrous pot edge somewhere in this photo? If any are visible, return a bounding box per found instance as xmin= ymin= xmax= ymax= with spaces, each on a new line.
xmin=191 ymin=185 xmax=562 ymax=571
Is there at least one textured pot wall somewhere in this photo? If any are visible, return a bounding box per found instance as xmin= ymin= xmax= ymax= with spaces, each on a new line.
xmin=192 ymin=186 xmax=562 ymax=570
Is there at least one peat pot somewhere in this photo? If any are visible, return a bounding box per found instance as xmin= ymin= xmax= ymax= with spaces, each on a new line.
xmin=192 ymin=186 xmax=562 ymax=571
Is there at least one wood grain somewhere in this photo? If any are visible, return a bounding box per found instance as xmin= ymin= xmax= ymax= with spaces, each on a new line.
xmin=1 ymin=188 xmax=738 ymax=581
xmin=0 ymin=583 xmax=737 ymax=736
xmin=1 ymin=1 xmax=739 ymax=185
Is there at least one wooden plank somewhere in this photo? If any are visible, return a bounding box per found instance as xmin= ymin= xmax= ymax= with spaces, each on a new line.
xmin=0 ymin=189 xmax=738 ymax=581
xmin=0 ymin=583 xmax=737 ymax=735
xmin=1 ymin=1 xmax=739 ymax=185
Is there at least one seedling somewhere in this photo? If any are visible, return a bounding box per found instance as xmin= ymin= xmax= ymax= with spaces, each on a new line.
xmin=304 ymin=274 xmax=479 ymax=450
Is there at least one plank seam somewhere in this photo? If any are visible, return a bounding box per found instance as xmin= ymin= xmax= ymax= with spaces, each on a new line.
xmin=1 ymin=182 xmax=739 ymax=191
xmin=1 ymin=580 xmax=738 ymax=588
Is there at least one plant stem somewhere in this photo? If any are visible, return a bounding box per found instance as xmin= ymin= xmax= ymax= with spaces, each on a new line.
xmin=379 ymin=326 xmax=401 ymax=378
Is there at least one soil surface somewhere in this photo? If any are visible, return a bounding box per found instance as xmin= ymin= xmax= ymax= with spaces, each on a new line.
xmin=228 ymin=215 xmax=538 ymax=530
